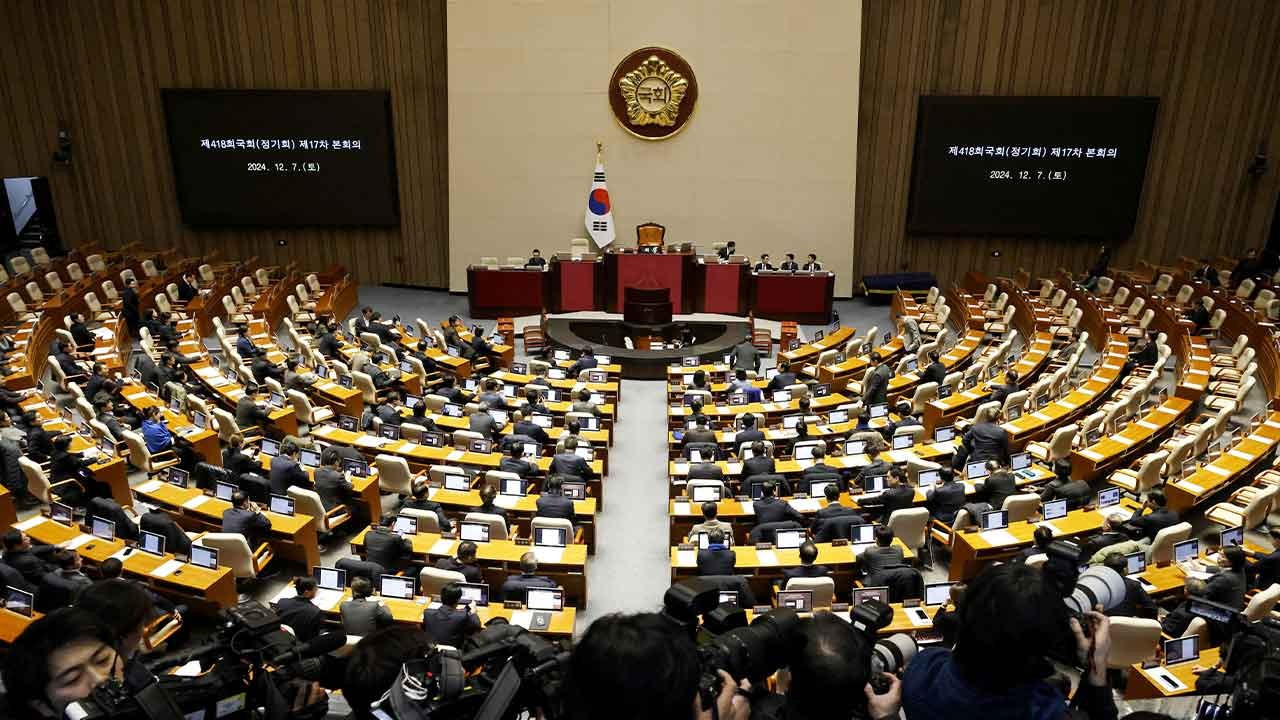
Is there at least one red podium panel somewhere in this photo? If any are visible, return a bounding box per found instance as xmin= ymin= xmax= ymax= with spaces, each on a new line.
xmin=750 ymin=272 xmax=835 ymax=323
xmin=553 ymin=258 xmax=601 ymax=312
xmin=608 ymin=252 xmax=690 ymax=314
xmin=466 ymin=267 xmax=547 ymax=318
xmin=700 ymin=261 xmax=748 ymax=314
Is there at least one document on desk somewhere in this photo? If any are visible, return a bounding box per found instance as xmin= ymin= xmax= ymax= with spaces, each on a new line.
xmin=398 ymin=442 xmax=421 ymax=453
xmin=508 ymin=610 xmax=533 ymax=629
xmin=446 ymin=450 xmax=466 ymax=462
xmin=1147 ymin=667 xmax=1187 ymax=692
xmin=907 ymin=607 xmax=933 ymax=627
xmin=533 ymin=547 xmax=564 ymax=565
xmin=789 ymin=498 xmax=821 ymax=513
xmin=672 ymin=502 xmax=691 ymax=515
xmin=739 ymin=500 xmax=754 ymax=515
xmin=676 ymin=549 xmax=696 ymax=566
xmin=183 ymin=495 xmax=211 ymax=510
xmin=978 ymin=529 xmax=1018 ymax=546
xmin=151 ymin=559 xmax=186 ymax=578
xmin=64 ymin=534 xmax=95 ymax=549
xmin=755 ymin=550 xmax=779 ymax=565
xmin=1178 ymin=480 xmax=1205 ymax=495
xmin=429 ymin=539 xmax=457 ymax=556
xmin=314 ymin=589 xmax=345 ymax=611
xmin=493 ymin=495 xmax=519 ymax=509
xmin=14 ymin=516 xmax=45 ymax=531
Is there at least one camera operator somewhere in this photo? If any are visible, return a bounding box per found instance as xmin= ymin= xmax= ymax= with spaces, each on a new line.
xmin=564 ymin=612 xmax=751 ymax=720
xmin=343 ymin=627 xmax=435 ymax=720
xmin=2 ymin=608 xmax=124 ymax=718
xmin=76 ymin=578 xmax=159 ymax=693
xmin=749 ymin=612 xmax=902 ymax=720
xmin=900 ymin=563 xmax=1117 ymax=720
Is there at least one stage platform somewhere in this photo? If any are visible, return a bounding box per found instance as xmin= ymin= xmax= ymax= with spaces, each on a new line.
xmin=541 ymin=311 xmax=754 ymax=379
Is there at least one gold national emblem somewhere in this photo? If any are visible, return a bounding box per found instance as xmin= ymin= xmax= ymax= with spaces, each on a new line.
xmin=608 ymin=47 xmax=698 ymax=141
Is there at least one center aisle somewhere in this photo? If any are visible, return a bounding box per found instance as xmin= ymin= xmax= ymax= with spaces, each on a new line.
xmin=577 ymin=379 xmax=673 ymax=631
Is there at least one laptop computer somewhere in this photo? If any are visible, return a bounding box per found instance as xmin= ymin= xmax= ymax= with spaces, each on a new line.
xmin=980 ymin=510 xmax=1009 ymax=531
xmin=535 ymin=526 xmax=569 ymax=548
xmin=269 ymin=494 xmax=296 ymax=516
xmin=379 ymin=574 xmax=416 ymax=600
xmin=214 ymin=480 xmax=237 ymax=501
xmin=777 ymin=590 xmax=813 ymax=611
xmin=850 ymin=524 xmax=876 ymax=544
xmin=458 ymin=582 xmax=490 ymax=606
xmin=1042 ymin=499 xmax=1068 ymax=521
xmin=775 ymin=529 xmax=806 ymax=549
xmin=853 ymin=586 xmax=889 ymax=606
xmin=392 ymin=515 xmax=418 ymax=537
xmin=190 ymin=544 xmax=219 ymax=570
xmin=1163 ymin=635 xmax=1199 ymax=666
xmin=459 ymin=521 xmax=491 ymax=543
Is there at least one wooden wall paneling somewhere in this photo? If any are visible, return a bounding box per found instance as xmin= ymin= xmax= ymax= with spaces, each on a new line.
xmin=857 ymin=0 xmax=1280 ymax=291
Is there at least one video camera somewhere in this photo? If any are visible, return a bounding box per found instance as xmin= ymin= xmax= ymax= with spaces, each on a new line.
xmin=65 ymin=601 xmax=336 ymax=720
xmin=370 ymin=619 xmax=569 ymax=720
xmin=1190 ymin=602 xmax=1280 ymax=720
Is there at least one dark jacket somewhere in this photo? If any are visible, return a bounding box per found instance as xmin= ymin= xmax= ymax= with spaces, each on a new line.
xmin=549 ymin=452 xmax=594 ymax=479
xmin=314 ymin=467 xmax=353 ymax=510
xmin=753 ymin=496 xmax=804 ymax=526
xmin=4 ymin=545 xmax=56 ymax=586
xmin=926 ymin=482 xmax=967 ymax=524
xmin=364 ymin=527 xmax=413 ymax=571
xmin=697 ymin=546 xmax=737 ymax=576
xmin=1204 ymin=568 xmax=1247 ymax=609
xmin=782 ymin=564 xmax=831 ymax=581
xmin=1248 ymin=548 xmax=1280 ymax=589
xmin=340 ymin=597 xmax=394 ymax=636
xmin=435 ymin=557 xmax=484 ymax=584
xmin=1040 ymin=479 xmax=1092 ymax=510
xmin=269 ymin=454 xmax=308 ymax=496
xmin=965 ymin=422 xmax=1011 ymax=465
xmin=222 ymin=506 xmax=272 ymax=547
xmin=1108 ymin=577 xmax=1157 ymax=619
xmin=0 ymin=559 xmax=34 ymax=594
xmin=235 ymin=397 xmax=270 ymax=430
xmin=816 ymin=513 xmax=870 ymax=543
xmin=1125 ymin=506 xmax=1179 ymax=541
xmin=275 ymin=595 xmax=325 ymax=642
xmin=500 ymin=572 xmax=557 ymax=601
xmin=1078 ymin=531 xmax=1129 ymax=562
xmin=921 ymin=361 xmax=947 ymax=387
xmin=976 ymin=471 xmax=1018 ymax=512
xmin=860 ymin=544 xmax=905 ymax=575
xmin=141 ymin=509 xmax=192 ymax=557
xmin=734 ymin=428 xmax=766 ymax=447
xmin=402 ymin=497 xmax=452 ymax=532
xmin=535 ymin=494 xmax=576 ymax=523
xmin=223 ymin=447 xmax=258 ymax=478
xmin=860 ymin=484 xmax=916 ymax=518
xmin=513 ymin=420 xmax=550 ymax=446
xmin=422 ymin=604 xmax=481 ymax=647
xmin=317 ymin=332 xmax=341 ymax=358
xmin=499 ymin=457 xmax=537 ymax=478
xmin=70 ymin=321 xmax=96 ymax=348
xmin=863 ymin=369 xmax=889 ymax=406
xmin=743 ymin=455 xmax=776 ymax=480
xmin=688 ymin=462 xmax=725 ymax=480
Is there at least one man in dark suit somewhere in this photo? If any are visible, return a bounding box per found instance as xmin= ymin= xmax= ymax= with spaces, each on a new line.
xmin=753 ymin=480 xmax=805 ymax=526
xmin=682 ymin=417 xmax=717 ymax=448
xmin=879 ymin=402 xmax=922 ymax=442
xmin=269 ymin=440 xmax=309 ymax=496
xmin=1078 ymin=514 xmax=1132 ymax=562
xmin=568 ymin=347 xmax=598 ymax=377
xmin=39 ymin=550 xmax=93 ymax=609
xmin=317 ymin=322 xmax=342 ymax=359
xmin=1129 ymin=335 xmax=1159 ymax=368
xmin=779 ymin=253 xmax=800 ymax=272
xmin=402 ymin=479 xmax=451 ymax=532
xmin=718 ymin=241 xmax=737 ymax=260
xmin=1188 ymin=296 xmax=1213 ymax=330
xmin=858 ymin=466 xmax=915 ymax=519
xmin=121 ymin=277 xmax=141 ymax=335
xmin=221 ymin=491 xmax=272 ymax=548
xmin=743 ymin=441 xmax=776 ymax=480
xmin=499 ymin=444 xmax=539 ymax=479
xmin=732 ymin=339 xmax=760 ymax=373
xmin=68 ymin=313 xmax=95 ymax=350
xmin=859 ymin=526 xmax=904 ymax=576
xmin=1038 ymin=460 xmax=1092 ymax=510
xmin=782 ymin=541 xmax=830 ymax=581
xmin=500 ymin=553 xmax=558 ymax=601
xmin=535 ymin=476 xmax=576 ymax=523
xmin=735 ymin=413 xmax=765 ymax=447
xmin=422 ymin=582 xmax=481 ymax=647
xmin=314 ymin=449 xmax=355 ymax=511
xmin=964 ymin=408 xmax=1011 ymax=465
xmin=373 ymin=391 xmax=403 ymax=428
xmin=550 ymin=437 xmax=594 ymax=479
xmin=754 ymin=254 xmax=775 ymax=272
xmin=1246 ymin=527 xmax=1280 ymax=590
xmin=975 ymin=460 xmax=1018 ymax=512
xmin=94 ymin=399 xmax=127 ymax=443
xmin=354 ymin=307 xmax=374 ymax=337
xmin=688 ymin=460 xmax=725 ymax=481
xmin=236 ymin=392 xmax=271 ymax=430
xmin=476 ymin=380 xmax=505 ymax=409
xmin=990 ymin=369 xmax=1020 ymax=405
xmin=140 ymin=507 xmax=192 ymax=557
xmin=696 ymin=529 xmax=736 ymax=576
xmin=364 ymin=515 xmax=414 ymax=573
xmin=435 ymin=542 xmax=485 ymax=584
xmin=275 ymin=576 xmax=325 ymax=642
xmin=1124 ymin=489 xmax=1179 ymax=541
xmin=921 ymin=350 xmax=946 ymax=388
xmin=767 ymin=361 xmax=796 ymax=393
xmin=802 ymin=445 xmax=845 ymax=483
xmin=176 ymin=272 xmax=199 ymax=302
xmin=436 ymin=375 xmax=468 ymax=404
xmin=468 ymin=406 xmax=500 ymax=441
xmin=512 ymin=410 xmax=550 ymax=446
xmin=814 ymin=484 xmax=857 ymax=523
xmin=863 ymin=358 xmax=889 ymax=406
xmin=1204 ymin=545 xmax=1248 ymax=608
xmin=924 ymin=467 xmax=966 ymax=524
xmin=1101 ymin=554 xmax=1157 ymax=619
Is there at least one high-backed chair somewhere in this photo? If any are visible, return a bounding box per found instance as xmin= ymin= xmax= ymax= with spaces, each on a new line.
xmin=21 ymin=456 xmax=82 ymax=505
xmin=1244 ymin=584 xmax=1280 ymax=621
xmin=419 ymin=567 xmax=467 ymax=597
xmin=1028 ymin=423 xmax=1079 ymax=463
xmin=121 ymin=430 xmax=181 ymax=475
xmin=1205 ymin=484 xmax=1278 ymax=530
xmin=287 ymin=389 xmax=334 ymax=426
xmin=463 ymin=512 xmax=509 ymax=541
xmin=886 ymin=507 xmax=930 ymax=564
xmin=374 ymin=454 xmax=416 ymax=496
xmin=289 ymin=486 xmax=351 ymax=535
xmin=532 ymin=516 xmax=579 ymax=544
xmin=1146 ymin=522 xmax=1192 ymax=565
xmin=1105 ymin=617 xmax=1162 ymax=668
xmin=1001 ymin=494 xmax=1042 ymax=523
xmin=784 ymin=576 xmax=835 ymax=607
xmin=1110 ymin=450 xmax=1168 ymax=495
xmin=199 ymin=533 xmax=274 ymax=580
xmin=399 ymin=507 xmax=442 ymax=534
xmin=636 ymin=222 xmax=665 ymax=249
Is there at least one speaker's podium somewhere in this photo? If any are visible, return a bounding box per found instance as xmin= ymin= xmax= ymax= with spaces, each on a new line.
xmin=623 ymin=287 xmax=672 ymax=325
xmin=604 ymin=222 xmax=695 ymax=314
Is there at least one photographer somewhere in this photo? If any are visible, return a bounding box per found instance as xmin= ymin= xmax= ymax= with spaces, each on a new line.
xmin=750 ymin=612 xmax=902 ymax=720
xmin=900 ymin=563 xmax=1117 ymax=720
xmin=3 ymin=608 xmax=124 ymax=718
xmin=564 ymin=612 xmax=750 ymax=720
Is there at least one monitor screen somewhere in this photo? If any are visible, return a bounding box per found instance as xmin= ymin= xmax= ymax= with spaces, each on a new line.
xmin=535 ymin=527 xmax=568 ymax=548
xmin=162 ymin=89 xmax=399 ymax=226
xmin=981 ymin=510 xmax=1009 ymax=531
xmin=269 ymin=494 xmax=295 ymax=516
xmin=553 ymin=349 xmax=571 ymax=361
xmin=828 ymin=409 xmax=848 ymax=424
xmin=563 ymin=481 xmax=586 ymax=500
xmin=924 ymin=582 xmax=954 ymax=607
xmin=1124 ymin=551 xmax=1147 ymax=576
xmin=339 ymin=415 xmax=358 ymax=431
xmin=1174 ymin=539 xmax=1200 ymax=563
xmin=869 ymin=404 xmax=889 ymax=419
xmin=772 ymin=390 xmax=792 ymax=402
xmin=260 ymin=438 xmax=280 ymax=456
xmin=862 ymin=475 xmax=886 ymax=494
xmin=793 ymin=444 xmax=816 ymax=461
xmin=139 ymin=530 xmax=166 ymax=556
xmin=1042 ymin=499 xmax=1068 ymax=521
xmin=1219 ymin=526 xmax=1244 ymax=549
xmin=845 ymin=440 xmax=866 ymax=456
xmin=442 ymin=403 xmax=464 ymax=417
xmin=850 ymin=524 xmax=875 ymax=544
xmin=775 ymin=529 xmax=805 ymax=549
xmin=469 ymin=439 xmax=492 ymax=454
xmin=190 ymin=544 xmax=219 ymax=570
xmin=525 ymin=587 xmax=563 ymax=611
xmin=421 ymin=431 xmax=444 ymax=447
xmin=215 ymin=481 xmax=237 ymax=501
xmin=269 ymin=392 xmax=286 ymax=408
xmin=500 ymin=478 xmax=527 ymax=496
xmin=4 ymin=586 xmax=34 ymax=617
xmin=718 ymin=590 xmax=738 ymax=606
xmin=392 ymin=515 xmax=418 ymax=537
xmin=891 ymin=433 xmax=914 ymax=450
xmin=853 ymin=586 xmax=890 ymax=606
xmin=1011 ymin=452 xmax=1031 ymax=471
xmin=50 ymin=502 xmax=73 ymax=525
xmin=1163 ymin=636 xmax=1199 ymax=666
xmin=299 ymin=448 xmax=321 ymax=467
xmin=691 ymin=485 xmax=722 ymax=502
xmin=192 ymin=411 xmax=207 ymax=429
xmin=907 ymin=96 xmax=1159 ymax=236
xmin=380 ymin=424 xmax=401 ymax=440
xmin=966 ymin=462 xmax=990 ymax=480
xmin=379 ymin=574 xmax=416 ymax=600
xmin=522 ymin=442 xmax=540 ymax=460
xmin=342 ymin=458 xmax=370 ymax=477
xmin=917 ymin=470 xmax=940 ymax=489
xmin=777 ymin=590 xmax=813 ymax=611
xmin=443 ymin=473 xmax=470 ymax=491
xmin=782 ymin=415 xmax=803 ymax=429
xmin=459 ymin=521 xmax=491 ymax=543
xmin=313 ymin=566 xmax=347 ymax=591
xmin=90 ymin=517 xmax=115 ymax=541
xmin=694 ymin=532 xmax=733 ymax=550
xmin=809 ymin=480 xmax=835 ymax=498
xmin=530 ymin=414 xmax=553 ymax=428
xmin=458 ymin=582 xmax=490 ymax=606
xmin=1097 ymin=487 xmax=1121 ymax=508
xmin=167 ymin=467 xmax=190 ymax=488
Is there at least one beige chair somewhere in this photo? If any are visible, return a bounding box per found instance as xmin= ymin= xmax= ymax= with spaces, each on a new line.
xmin=222 ymin=294 xmax=250 ymax=325
xmin=1146 ymin=522 xmax=1192 ymax=565
xmin=532 ymin=516 xmax=577 ymax=545
xmin=24 ymin=281 xmax=43 ymax=304
xmin=785 ymin=576 xmax=836 ymax=607
xmin=1243 ymin=583 xmax=1280 ymax=621
xmin=289 ymin=486 xmax=351 ymax=534
xmin=29 ymin=247 xmax=50 ymax=267
xmin=1105 ymin=617 xmax=1162 ymax=668
xmin=199 ymin=533 xmax=274 ymax=579
xmin=21 ymin=456 xmax=83 ymax=505
xmin=428 ymin=464 xmax=468 ymax=488
xmin=352 ymin=370 xmax=381 ymax=404
xmin=1028 ymin=423 xmax=1079 ymax=463
xmin=420 ymin=567 xmax=467 ymax=597
xmin=1205 ymin=484 xmax=1278 ymax=530
xmin=1184 ymin=618 xmax=1214 ymax=648
xmin=374 ymin=454 xmax=416 ymax=496
xmin=45 ymin=271 xmax=64 ymax=293
xmin=86 ymin=254 xmax=106 ymax=273
xmin=687 ymin=479 xmax=728 ymax=500
xmin=1110 ymin=450 xmax=1168 ymax=495
xmin=141 ymin=611 xmax=185 ymax=652
xmin=213 ymin=407 xmax=261 ymax=443
xmin=141 ymin=259 xmax=159 ymax=278
xmin=910 ymin=382 xmax=939 ymax=415
xmin=452 ymin=429 xmax=483 ymax=449
xmin=399 ymin=507 xmax=442 ymax=533
xmin=121 ymin=429 xmax=181 ymax=475
xmin=287 ymin=389 xmax=334 ymax=425
xmin=8 ymin=255 xmax=30 ymax=276
xmin=1001 ymin=390 xmax=1029 ymax=419
xmin=464 ymin=512 xmax=509 ymax=541
xmin=198 ymin=263 xmax=215 ymax=284
xmin=1001 ymin=494 xmax=1042 ymax=523
xmin=886 ymin=507 xmax=930 ymax=561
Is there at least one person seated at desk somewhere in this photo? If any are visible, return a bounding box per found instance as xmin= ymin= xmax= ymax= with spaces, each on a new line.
xmin=365 ymin=514 xmax=415 ymax=574
xmin=989 ymin=369 xmax=1020 ymax=405
xmin=919 ymin=349 xmax=946 ymax=388
xmin=0 ymin=553 xmax=33 ymax=594
xmin=314 ymin=448 xmax=356 ymax=511
xmin=802 ymin=253 xmax=822 ymax=272
xmin=1127 ymin=333 xmax=1158 ymax=370
xmin=696 ymin=528 xmax=736 ymax=576
xmin=717 ymin=240 xmax=737 ymax=260
xmin=372 ymin=390 xmax=404 ymax=428
xmin=963 ymin=407 xmax=1010 ymax=466
xmin=754 ymin=254 xmax=775 ymax=272
xmin=500 ymin=443 xmax=539 ymax=479
xmin=251 ymin=354 xmax=286 ymax=386
xmin=1192 ymin=257 xmax=1220 ymax=286
xmin=282 ymin=358 xmax=314 ymax=392
xmin=406 ymin=339 xmax=439 ymax=374
xmin=436 ymin=541 xmax=485 ymax=584
xmin=879 ymin=402 xmax=922 ymax=442
xmin=468 ymin=405 xmax=502 ymax=441
xmin=536 ymin=475 xmax=576 ymax=524
xmin=422 ymin=582 xmax=482 ymax=647
xmin=974 ymin=459 xmax=1017 ymax=511
xmin=734 ymin=412 xmax=765 ymax=447
xmin=1162 ymin=546 xmax=1248 ymax=640
xmin=682 ymin=416 xmax=717 ymax=448
xmin=235 ymin=325 xmax=264 ymax=359
xmin=1037 ymin=460 xmax=1091 ymax=509
xmin=140 ymin=505 xmax=190 ymax=557
xmin=50 ymin=434 xmax=107 ymax=501
xmin=176 ymin=271 xmax=199 ymax=302
xmin=815 ymin=484 xmax=858 ymax=524
xmin=924 ymin=467 xmax=965 ymax=524
xmin=685 ymin=369 xmax=709 ymax=392
xmin=68 ymin=312 xmax=96 ymax=351
xmin=1123 ymin=489 xmax=1179 ymax=541
xmin=52 ymin=341 xmax=86 ymax=380
xmin=688 ymin=457 xmax=725 ymax=481
xmin=92 ymin=398 xmax=126 ymax=444
xmin=468 ymin=325 xmax=497 ymax=362
xmin=783 ymin=541 xmax=830 ymax=581
xmin=1013 ymin=526 xmax=1055 ymax=563
xmin=570 ymin=388 xmax=600 ymax=416
xmin=401 ymin=477 xmax=451 ymax=531
xmin=686 ymin=399 xmax=709 ymax=428
xmin=500 ymin=552 xmax=558 ymax=602
xmin=21 ymin=412 xmax=58 ymax=463
xmin=236 ymin=385 xmax=272 ymax=430
xmin=222 ymin=433 xmax=258 ymax=477
xmin=354 ymin=306 xmax=375 ymax=336
xmin=342 ymin=576 xmax=394 ymax=636
xmin=550 ymin=436 xmax=595 ymax=480
xmin=140 ymin=404 xmax=181 ymax=451
xmin=850 ymin=436 xmax=890 ymax=482
xmin=275 ymin=576 xmax=325 ymax=642
xmin=803 ymin=444 xmax=844 ymax=482
xmin=1077 ymin=513 xmax=1131 ymax=563
xmin=317 ymin=321 xmax=343 ymax=359
xmin=222 ymin=490 xmax=272 ymax=548
xmin=859 ymin=465 xmax=915 ymax=519
xmin=3 ymin=529 xmax=55 ymax=587
xmin=753 ymin=479 xmax=805 ymax=526
xmin=367 ymin=312 xmax=401 ymax=344
xmin=569 ymin=347 xmax=598 ymax=378
xmin=526 ymin=248 xmax=547 ymax=268
xmin=1188 ymin=295 xmax=1213 ymax=331
xmin=269 ymin=440 xmax=308 ymax=496
xmin=436 ymin=375 xmax=468 ymax=404
xmin=439 ymin=318 xmax=473 ymax=360
xmin=859 ymin=526 xmax=904 ymax=576
xmin=742 ymin=441 xmax=776 ymax=480
xmin=690 ymin=502 xmax=732 ymax=536
xmin=1100 ymin=553 xmax=1157 ymax=619
xmin=1246 ymin=526 xmax=1280 ymax=589
xmin=40 ymin=550 xmax=93 ymax=608
xmin=475 ymin=379 xmax=505 ymax=410
xmin=521 ymin=389 xmax=550 ymax=418
xmin=779 ymin=253 xmax=799 ymax=272
xmin=766 ymin=361 xmax=796 ymax=393
xmin=512 ymin=409 xmax=550 ymax=446
xmin=476 ymin=484 xmax=509 ymax=526
xmin=728 ymin=368 xmax=755 ymax=396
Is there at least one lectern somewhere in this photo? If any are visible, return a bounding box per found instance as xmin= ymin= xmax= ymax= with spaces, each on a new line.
xmin=623 ymin=287 xmax=672 ymax=325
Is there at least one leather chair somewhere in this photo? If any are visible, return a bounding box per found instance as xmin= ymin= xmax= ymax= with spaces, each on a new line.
xmin=399 ymin=507 xmax=442 ymax=533
xmin=121 ymin=429 xmax=181 ymax=476
xmin=199 ymin=532 xmax=274 ymax=581
xmin=464 ymin=512 xmax=509 ymax=541
xmin=1106 ymin=617 xmax=1162 ymax=668
xmin=785 ymin=576 xmax=836 ymax=607
xmin=1146 ymin=522 xmax=1192 ymax=565
xmin=420 ymin=567 xmax=467 ymax=597
xmin=375 ymin=454 xmax=416 ymax=496
xmin=289 ymin=486 xmax=351 ymax=536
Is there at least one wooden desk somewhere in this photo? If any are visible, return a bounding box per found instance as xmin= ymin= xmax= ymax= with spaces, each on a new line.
xmin=271 ymin=584 xmax=576 ymax=638
xmin=671 ymin=539 xmax=914 ymax=601
xmin=117 ymin=380 xmax=222 ymax=466
xmin=1164 ymin=412 xmax=1280 ymax=513
xmin=1001 ymin=334 xmax=1129 ymax=447
xmin=16 ymin=515 xmax=237 ymax=610
xmin=132 ymin=479 xmax=321 ymax=570
xmin=923 ymin=332 xmax=1055 ymax=433
xmin=350 ymin=527 xmax=590 ymax=607
xmin=779 ymin=327 xmax=856 ymax=366
xmin=426 ymin=486 xmax=598 ymax=553
xmin=1072 ymin=398 xmax=1193 ymax=481
xmin=1125 ymin=648 xmax=1220 ymax=699
xmin=21 ymin=394 xmax=134 ymax=508
xmin=741 ymin=602 xmax=944 ymax=636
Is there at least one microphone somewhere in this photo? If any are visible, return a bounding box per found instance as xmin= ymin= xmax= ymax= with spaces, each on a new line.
xmin=267 ymin=631 xmax=346 ymax=666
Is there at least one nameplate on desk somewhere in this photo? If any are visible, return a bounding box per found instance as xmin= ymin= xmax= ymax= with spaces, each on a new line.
xmin=124 ymin=392 xmax=148 ymax=402
xmin=183 ymin=495 xmax=211 ymax=510
xmin=755 ymin=549 xmax=778 ymax=565
xmin=315 ymin=589 xmax=345 ymax=611
xmin=977 ymin=529 xmax=1018 ymax=546
xmin=13 ymin=516 xmax=45 ymax=532
xmin=508 ymin=609 xmax=534 ymax=629
xmin=64 ymin=534 xmax=95 ymax=549
xmin=676 ymin=549 xmax=696 ymax=566
xmin=1079 ymin=449 xmax=1103 ymax=461
xmin=1113 ymin=436 xmax=1134 ymax=447
xmin=151 ymin=559 xmax=186 ymax=578
xmin=429 ymin=539 xmax=456 ymax=556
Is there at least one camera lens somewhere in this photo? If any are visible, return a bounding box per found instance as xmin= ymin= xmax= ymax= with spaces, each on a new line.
xmin=870 ymin=633 xmax=917 ymax=675
xmin=710 ymin=608 xmax=802 ymax=683
xmin=1064 ymin=566 xmax=1126 ymax=616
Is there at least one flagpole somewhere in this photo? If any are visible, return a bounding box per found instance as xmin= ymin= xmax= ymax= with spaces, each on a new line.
xmin=595 ymin=140 xmax=603 ymax=165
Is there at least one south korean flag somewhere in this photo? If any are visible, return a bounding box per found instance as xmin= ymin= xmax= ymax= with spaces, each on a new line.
xmin=584 ymin=162 xmax=616 ymax=248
